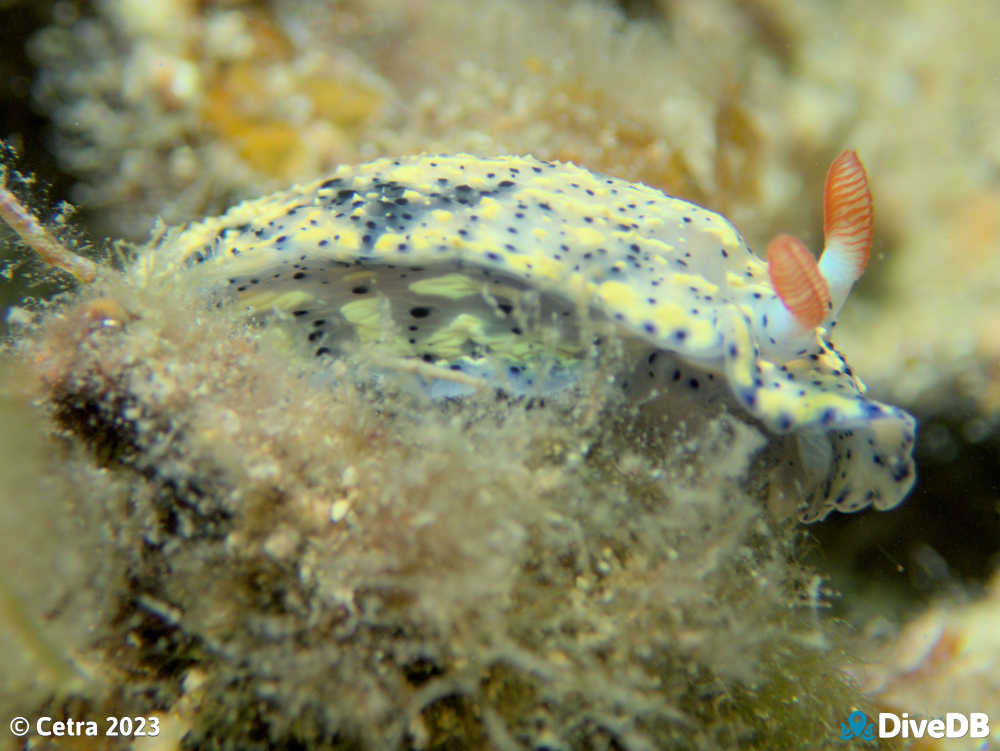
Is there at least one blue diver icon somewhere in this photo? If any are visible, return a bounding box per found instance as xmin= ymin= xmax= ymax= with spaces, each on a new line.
xmin=840 ymin=710 xmax=876 ymax=741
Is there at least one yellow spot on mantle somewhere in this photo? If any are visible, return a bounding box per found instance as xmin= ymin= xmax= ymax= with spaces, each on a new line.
xmin=374 ymin=233 xmax=405 ymax=252
xmin=574 ymin=226 xmax=605 ymax=246
xmin=597 ymin=280 xmax=639 ymax=312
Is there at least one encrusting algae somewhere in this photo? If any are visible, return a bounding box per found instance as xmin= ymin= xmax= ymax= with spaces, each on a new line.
xmin=0 ymin=144 xmax=913 ymax=749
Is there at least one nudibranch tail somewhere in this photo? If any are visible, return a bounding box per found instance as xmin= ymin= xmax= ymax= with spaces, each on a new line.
xmin=818 ymin=150 xmax=873 ymax=320
xmin=0 ymin=168 xmax=97 ymax=284
xmin=766 ymin=234 xmax=831 ymax=330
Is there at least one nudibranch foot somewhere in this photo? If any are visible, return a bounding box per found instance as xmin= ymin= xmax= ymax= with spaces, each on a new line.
xmin=797 ymin=406 xmax=916 ymax=522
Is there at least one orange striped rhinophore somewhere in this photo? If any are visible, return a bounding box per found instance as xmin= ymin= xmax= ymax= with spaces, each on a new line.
xmin=767 ymin=234 xmax=831 ymax=329
xmin=823 ymin=150 xmax=873 ymax=279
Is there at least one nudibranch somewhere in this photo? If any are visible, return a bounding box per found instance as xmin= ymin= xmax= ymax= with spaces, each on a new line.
xmin=3 ymin=152 xmax=916 ymax=522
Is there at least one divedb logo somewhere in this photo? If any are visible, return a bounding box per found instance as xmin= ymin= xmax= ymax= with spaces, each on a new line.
xmin=840 ymin=710 xmax=991 ymax=742
xmin=880 ymin=712 xmax=990 ymax=740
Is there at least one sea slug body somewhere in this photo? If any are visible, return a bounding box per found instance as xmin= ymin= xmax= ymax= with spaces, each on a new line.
xmin=90 ymin=153 xmax=918 ymax=521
